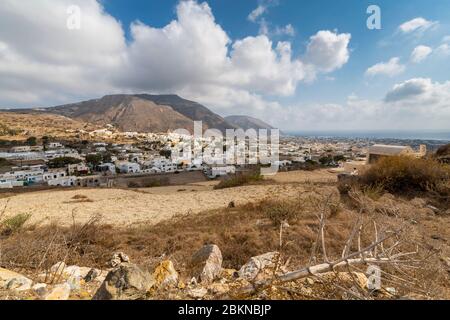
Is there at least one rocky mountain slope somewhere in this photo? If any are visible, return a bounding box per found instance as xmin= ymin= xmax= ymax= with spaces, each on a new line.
xmin=225 ymin=115 xmax=275 ymax=131
xmin=47 ymin=94 xmax=236 ymax=133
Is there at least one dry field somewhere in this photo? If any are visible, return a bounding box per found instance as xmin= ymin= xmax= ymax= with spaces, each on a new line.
xmin=0 ymin=170 xmax=337 ymax=227
xmin=0 ymin=168 xmax=449 ymax=300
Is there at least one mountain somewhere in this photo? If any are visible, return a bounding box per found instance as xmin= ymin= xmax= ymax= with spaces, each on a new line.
xmin=46 ymin=94 xmax=237 ymax=133
xmin=225 ymin=115 xmax=276 ymax=131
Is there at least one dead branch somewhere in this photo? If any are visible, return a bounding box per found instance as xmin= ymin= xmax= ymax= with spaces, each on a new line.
xmin=240 ymin=225 xmax=405 ymax=295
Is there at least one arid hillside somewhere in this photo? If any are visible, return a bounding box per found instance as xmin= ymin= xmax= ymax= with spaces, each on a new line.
xmin=0 ymin=112 xmax=99 ymax=140
xmin=0 ymin=166 xmax=449 ymax=301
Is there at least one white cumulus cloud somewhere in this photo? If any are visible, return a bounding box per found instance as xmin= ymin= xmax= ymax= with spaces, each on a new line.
xmin=304 ymin=30 xmax=351 ymax=73
xmin=410 ymin=45 xmax=432 ymax=63
xmin=365 ymin=57 xmax=405 ymax=77
xmin=398 ymin=17 xmax=438 ymax=34
xmin=0 ymin=0 xmax=352 ymax=112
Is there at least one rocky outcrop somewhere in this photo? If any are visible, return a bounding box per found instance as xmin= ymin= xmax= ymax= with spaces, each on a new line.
xmin=152 ymin=260 xmax=179 ymax=289
xmin=0 ymin=268 xmax=33 ymax=292
xmin=238 ymin=252 xmax=280 ymax=281
xmin=190 ymin=245 xmax=223 ymax=284
xmin=93 ymin=263 xmax=155 ymax=300
xmin=45 ymin=283 xmax=72 ymax=300
xmin=110 ymin=252 xmax=130 ymax=268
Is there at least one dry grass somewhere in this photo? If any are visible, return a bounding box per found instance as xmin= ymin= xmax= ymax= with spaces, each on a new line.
xmin=0 ymin=213 xmax=31 ymax=236
xmin=360 ymin=156 xmax=450 ymax=195
xmin=214 ymin=172 xmax=265 ymax=190
xmin=0 ymin=194 xmax=356 ymax=274
xmin=0 ymin=185 xmax=448 ymax=299
xmin=261 ymin=199 xmax=303 ymax=225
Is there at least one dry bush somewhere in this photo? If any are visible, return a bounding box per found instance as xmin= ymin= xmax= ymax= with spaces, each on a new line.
xmin=358 ymin=156 xmax=450 ymax=196
xmin=261 ymin=199 xmax=303 ymax=225
xmin=71 ymin=195 xmax=88 ymax=200
xmin=0 ymin=191 xmax=446 ymax=299
xmin=360 ymin=156 xmax=450 ymax=195
xmin=142 ymin=177 xmax=169 ymax=188
xmin=214 ymin=172 xmax=264 ymax=190
xmin=0 ymin=195 xmax=356 ymax=275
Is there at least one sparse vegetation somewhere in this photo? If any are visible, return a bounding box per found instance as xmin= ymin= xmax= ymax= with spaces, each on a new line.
xmin=261 ymin=199 xmax=302 ymax=225
xmin=214 ymin=172 xmax=265 ymax=190
xmin=0 ymin=213 xmax=31 ymax=236
xmin=0 ymin=123 xmax=19 ymax=136
xmin=127 ymin=177 xmax=170 ymax=188
xmin=0 ymin=157 xmax=13 ymax=169
xmin=48 ymin=156 xmax=82 ymax=168
xmin=25 ymin=136 xmax=37 ymax=146
xmin=359 ymin=156 xmax=450 ymax=195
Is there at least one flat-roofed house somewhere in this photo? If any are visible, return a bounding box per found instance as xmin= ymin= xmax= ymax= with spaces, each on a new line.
xmin=367 ymin=144 xmax=427 ymax=164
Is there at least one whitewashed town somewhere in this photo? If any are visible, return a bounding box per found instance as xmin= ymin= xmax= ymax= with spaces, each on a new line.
xmin=0 ymin=124 xmax=432 ymax=190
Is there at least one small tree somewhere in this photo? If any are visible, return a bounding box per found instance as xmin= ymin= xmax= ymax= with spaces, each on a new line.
xmin=160 ymin=149 xmax=172 ymax=159
xmin=48 ymin=157 xmax=82 ymax=168
xmin=86 ymin=154 xmax=103 ymax=166
xmin=26 ymin=136 xmax=37 ymax=146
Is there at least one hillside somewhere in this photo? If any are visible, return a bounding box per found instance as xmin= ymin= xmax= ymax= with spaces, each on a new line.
xmin=47 ymin=94 xmax=236 ymax=133
xmin=225 ymin=115 xmax=275 ymax=131
xmin=0 ymin=112 xmax=99 ymax=140
xmin=0 ymin=169 xmax=449 ymax=300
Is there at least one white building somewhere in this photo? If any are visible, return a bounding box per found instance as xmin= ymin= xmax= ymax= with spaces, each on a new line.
xmin=1 ymin=169 xmax=44 ymax=181
xmin=97 ymin=163 xmax=116 ymax=175
xmin=0 ymin=178 xmax=13 ymax=189
xmin=47 ymin=142 xmax=64 ymax=149
xmin=43 ymin=170 xmax=67 ymax=182
xmin=45 ymin=149 xmax=81 ymax=160
xmin=47 ymin=176 xmax=77 ymax=187
xmin=150 ymin=158 xmax=178 ymax=173
xmin=205 ymin=166 xmax=236 ymax=179
xmin=116 ymin=161 xmax=141 ymax=174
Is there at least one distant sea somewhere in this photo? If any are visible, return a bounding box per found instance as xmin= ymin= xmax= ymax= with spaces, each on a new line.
xmin=285 ymin=131 xmax=450 ymax=141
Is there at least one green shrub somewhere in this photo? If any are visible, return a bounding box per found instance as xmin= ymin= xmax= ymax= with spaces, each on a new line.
xmin=48 ymin=157 xmax=82 ymax=168
xmin=1 ymin=213 xmax=31 ymax=235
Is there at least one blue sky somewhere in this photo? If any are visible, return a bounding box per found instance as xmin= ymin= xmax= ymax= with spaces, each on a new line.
xmin=103 ymin=0 xmax=450 ymax=105
xmin=0 ymin=0 xmax=449 ymax=130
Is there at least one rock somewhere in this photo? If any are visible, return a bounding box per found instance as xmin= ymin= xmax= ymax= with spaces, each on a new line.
xmin=228 ymin=201 xmax=236 ymax=208
xmin=221 ymin=269 xmax=239 ymax=280
xmin=6 ymin=277 xmax=33 ymax=292
xmin=32 ymin=283 xmax=48 ymax=297
xmin=187 ymin=287 xmax=208 ymax=299
xmin=64 ymin=266 xmax=82 ymax=290
xmin=0 ymin=268 xmax=33 ymax=291
xmin=281 ymin=221 xmax=291 ymax=229
xmin=50 ymin=262 xmax=67 ymax=275
xmin=189 ymin=277 xmax=198 ymax=286
xmin=191 ymin=245 xmax=223 ymax=284
xmin=238 ymin=252 xmax=280 ymax=281
xmin=93 ymin=263 xmax=155 ymax=300
xmin=385 ymin=287 xmax=397 ymax=296
xmin=84 ymin=268 xmax=101 ymax=283
xmin=45 ymin=283 xmax=71 ymax=300
xmin=152 ymin=260 xmax=179 ymax=288
xmin=110 ymin=252 xmax=130 ymax=268
xmin=208 ymin=283 xmax=230 ymax=295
